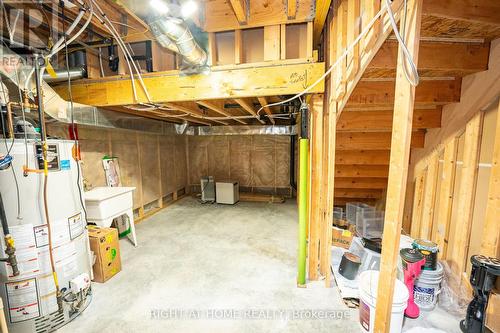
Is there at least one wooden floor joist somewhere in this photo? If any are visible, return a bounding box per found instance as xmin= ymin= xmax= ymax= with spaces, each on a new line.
xmin=374 ymin=0 xmax=423 ymax=331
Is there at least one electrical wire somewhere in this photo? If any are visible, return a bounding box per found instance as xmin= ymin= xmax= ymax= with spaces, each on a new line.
xmin=255 ymin=0 xmax=418 ymax=117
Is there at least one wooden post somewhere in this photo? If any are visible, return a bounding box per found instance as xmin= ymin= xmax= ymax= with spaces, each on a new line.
xmin=280 ymin=24 xmax=287 ymax=60
xmin=235 ymin=29 xmax=243 ymax=64
xmin=374 ymin=0 xmax=422 ymax=331
xmin=420 ymin=152 xmax=439 ymax=239
xmin=435 ymin=138 xmax=459 ymax=259
xmin=264 ymin=25 xmax=281 ymax=61
xmin=450 ymin=112 xmax=483 ymax=276
xmin=208 ymin=32 xmax=217 ymax=66
xmin=481 ymin=100 xmax=500 ymax=258
xmin=410 ymin=170 xmax=425 ymax=238
xmin=308 ymin=94 xmax=324 ymax=281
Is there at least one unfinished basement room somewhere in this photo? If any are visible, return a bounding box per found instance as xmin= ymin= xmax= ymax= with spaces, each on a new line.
xmin=0 ymin=0 xmax=499 ymax=332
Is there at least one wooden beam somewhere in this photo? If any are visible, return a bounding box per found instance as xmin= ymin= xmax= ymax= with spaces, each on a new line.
xmin=196 ymin=100 xmax=248 ymax=124
xmin=280 ymin=24 xmax=287 ymax=60
xmin=337 ymin=0 xmax=406 ymax=116
xmin=228 ymin=0 xmax=248 ymax=24
xmin=208 ymin=32 xmax=217 ymax=66
xmin=162 ymin=102 xmax=230 ymax=125
xmin=336 ymin=150 xmax=391 ymax=165
xmin=334 ymin=188 xmax=384 ymax=198
xmin=256 ymin=97 xmax=276 ymax=125
xmin=313 ymin=0 xmax=333 ymax=45
xmin=336 ymin=131 xmax=425 ymax=150
xmin=306 ymin=21 xmax=314 ymax=59
xmin=435 ymin=137 xmax=459 ymax=259
xmin=53 ymin=62 xmax=325 ymax=106
xmin=334 ymin=177 xmax=388 ymax=189
xmin=336 ymin=165 xmax=389 ymax=178
xmin=337 ymin=108 xmax=441 ymax=131
xmin=419 ymin=153 xmax=439 ymax=240
xmin=449 ymin=112 xmax=483 ymax=276
xmin=410 ymin=170 xmax=426 ymax=238
xmin=235 ymin=30 xmax=243 ymax=64
xmin=334 ymin=197 xmax=377 ymax=206
xmin=308 ymin=94 xmax=323 ymax=281
xmin=287 ymin=0 xmax=297 ymax=18
xmin=422 ymin=0 xmax=500 ymax=26
xmin=481 ymin=101 xmax=500 ymax=257
xmin=204 ymin=0 xmax=315 ymax=32
xmin=346 ymin=79 xmax=461 ymax=108
xmin=374 ymin=0 xmax=422 ymax=331
xmin=366 ymin=41 xmax=490 ymax=78
xmin=233 ymin=98 xmax=266 ymax=124
xmin=264 ymin=25 xmax=281 ymax=61
xmin=346 ymin=0 xmax=361 ymax=80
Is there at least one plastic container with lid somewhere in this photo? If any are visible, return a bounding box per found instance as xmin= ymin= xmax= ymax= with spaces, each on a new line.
xmin=356 ymin=210 xmax=384 ymax=240
xmin=346 ymin=202 xmax=374 ymax=225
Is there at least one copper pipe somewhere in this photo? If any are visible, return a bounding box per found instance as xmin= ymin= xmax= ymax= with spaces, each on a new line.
xmin=6 ymin=101 xmax=38 ymax=138
xmin=6 ymin=102 xmax=14 ymax=139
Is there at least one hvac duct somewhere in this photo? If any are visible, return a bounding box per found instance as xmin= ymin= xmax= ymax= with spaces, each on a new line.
xmin=118 ymin=0 xmax=207 ymax=67
xmin=41 ymin=67 xmax=86 ymax=83
xmin=148 ymin=17 xmax=207 ymax=66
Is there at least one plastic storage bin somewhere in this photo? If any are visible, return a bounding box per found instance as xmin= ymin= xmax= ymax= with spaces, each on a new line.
xmin=333 ymin=207 xmax=346 ymax=222
xmin=356 ymin=210 xmax=384 ymax=239
xmin=346 ymin=202 xmax=374 ymax=225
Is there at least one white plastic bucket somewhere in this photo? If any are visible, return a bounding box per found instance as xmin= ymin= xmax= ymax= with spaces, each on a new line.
xmin=414 ymin=262 xmax=444 ymax=311
xmin=359 ymin=270 xmax=409 ymax=333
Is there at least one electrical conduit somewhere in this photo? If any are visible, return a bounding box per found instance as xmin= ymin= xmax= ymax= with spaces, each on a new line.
xmin=297 ymin=138 xmax=309 ymax=286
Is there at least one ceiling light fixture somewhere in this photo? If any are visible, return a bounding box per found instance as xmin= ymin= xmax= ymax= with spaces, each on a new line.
xmin=150 ymin=0 xmax=169 ymax=15
xmin=181 ymin=0 xmax=198 ymax=18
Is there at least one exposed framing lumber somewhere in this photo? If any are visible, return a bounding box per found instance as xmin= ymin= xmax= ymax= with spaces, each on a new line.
xmin=233 ymin=98 xmax=266 ymax=124
xmin=228 ymin=0 xmax=248 ymax=24
xmin=208 ymin=32 xmax=217 ymax=65
xmin=337 ymin=108 xmax=441 ymax=131
xmin=435 ymin=137 xmax=459 ymax=259
xmin=256 ymin=97 xmax=276 ymax=125
xmin=264 ymin=25 xmax=281 ymax=61
xmin=481 ymin=100 xmax=500 ymax=257
xmin=337 ymin=0 xmax=406 ymax=116
xmin=162 ymin=102 xmax=230 ymax=125
xmin=287 ymin=0 xmax=298 ymax=19
xmin=235 ymin=29 xmax=243 ymax=64
xmin=422 ymin=0 xmax=500 ymax=26
xmin=336 ymin=150 xmax=390 ymax=165
xmin=335 ymin=165 xmax=388 ymax=178
xmin=346 ymin=0 xmax=361 ymax=80
xmin=53 ymin=62 xmax=325 ymax=106
xmin=335 ymin=177 xmax=388 ymax=189
xmin=196 ymin=100 xmax=248 ymax=124
xmin=336 ymin=131 xmax=425 ymax=150
xmin=410 ymin=170 xmax=426 ymax=238
xmin=335 ymin=188 xmax=384 ymax=198
xmin=346 ymin=79 xmax=461 ymax=108
xmin=374 ymin=0 xmax=422 ymax=331
xmin=366 ymin=41 xmax=490 ymax=78
xmin=313 ymin=0 xmax=332 ymax=45
xmin=419 ymin=152 xmax=439 ymax=239
xmin=308 ymin=94 xmax=324 ymax=281
xmin=449 ymin=112 xmax=483 ymax=276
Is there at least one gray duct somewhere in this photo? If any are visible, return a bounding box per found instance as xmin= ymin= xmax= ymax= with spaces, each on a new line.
xmin=148 ymin=17 xmax=207 ymax=66
xmin=42 ymin=67 xmax=86 ymax=83
xmin=118 ymin=0 xmax=207 ymax=67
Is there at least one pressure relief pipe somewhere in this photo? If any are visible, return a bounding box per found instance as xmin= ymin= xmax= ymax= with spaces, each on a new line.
xmin=297 ymin=102 xmax=309 ymax=287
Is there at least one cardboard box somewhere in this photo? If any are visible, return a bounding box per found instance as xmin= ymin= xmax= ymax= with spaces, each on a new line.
xmin=332 ymin=226 xmax=354 ymax=249
xmin=88 ymin=227 xmax=121 ymax=283
xmin=485 ymin=290 xmax=499 ymax=333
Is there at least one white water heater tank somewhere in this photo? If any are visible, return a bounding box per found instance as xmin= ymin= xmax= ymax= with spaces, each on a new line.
xmin=0 ymin=139 xmax=92 ymax=333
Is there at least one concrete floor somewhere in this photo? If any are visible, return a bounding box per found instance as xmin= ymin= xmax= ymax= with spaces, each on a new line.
xmin=59 ymin=197 xmax=361 ymax=333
